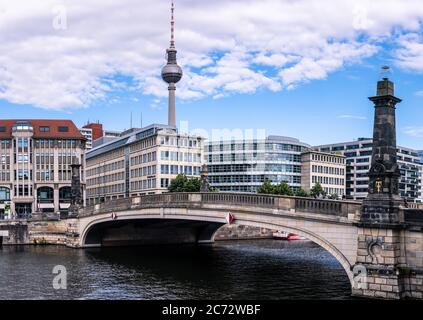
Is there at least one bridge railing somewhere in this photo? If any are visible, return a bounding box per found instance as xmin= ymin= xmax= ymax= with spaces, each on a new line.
xmin=201 ymin=193 xmax=276 ymax=208
xmin=79 ymin=192 xmax=361 ymax=219
xmin=408 ymin=203 xmax=423 ymax=210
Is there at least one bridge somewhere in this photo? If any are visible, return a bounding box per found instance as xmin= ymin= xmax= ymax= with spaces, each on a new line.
xmin=2 ymin=191 xmax=421 ymax=299
xmin=1 ymin=192 xmax=422 ymax=299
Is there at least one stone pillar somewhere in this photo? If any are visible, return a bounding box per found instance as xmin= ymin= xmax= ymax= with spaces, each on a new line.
xmin=353 ymin=74 xmax=408 ymax=299
xmin=69 ymin=163 xmax=83 ymax=216
xmin=362 ymin=77 xmax=403 ymax=224
xmin=54 ymin=184 xmax=60 ymax=214
xmin=200 ymin=164 xmax=209 ymax=193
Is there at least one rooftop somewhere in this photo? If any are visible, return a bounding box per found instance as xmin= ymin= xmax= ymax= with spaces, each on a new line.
xmin=0 ymin=119 xmax=85 ymax=140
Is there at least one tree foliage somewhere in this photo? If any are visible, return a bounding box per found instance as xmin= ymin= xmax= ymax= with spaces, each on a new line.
xmin=257 ymin=180 xmax=276 ymax=195
xmin=275 ymin=182 xmax=294 ymax=196
xmin=327 ymin=193 xmax=339 ymax=200
xmin=167 ymin=174 xmax=218 ymax=192
xmin=168 ymin=174 xmax=201 ymax=193
xmin=310 ymin=182 xmax=326 ymax=198
xmin=258 ymin=180 xmax=293 ymax=196
xmin=295 ymin=188 xmax=309 ymax=198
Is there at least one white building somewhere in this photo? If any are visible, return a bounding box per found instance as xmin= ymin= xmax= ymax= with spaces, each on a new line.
xmin=301 ymin=150 xmax=346 ymax=198
xmin=85 ymin=124 xmax=205 ymax=205
xmin=79 ymin=127 xmax=93 ymax=150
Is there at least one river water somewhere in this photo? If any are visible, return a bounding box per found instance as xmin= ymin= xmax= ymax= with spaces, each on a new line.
xmin=0 ymin=240 xmax=351 ymax=300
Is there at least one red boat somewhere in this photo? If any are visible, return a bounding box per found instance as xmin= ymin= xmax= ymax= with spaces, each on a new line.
xmin=273 ymin=231 xmax=307 ymax=241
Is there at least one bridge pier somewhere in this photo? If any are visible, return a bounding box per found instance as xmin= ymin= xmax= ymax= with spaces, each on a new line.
xmin=352 ymin=226 xmax=406 ymax=299
xmin=351 ymin=76 xmax=423 ymax=300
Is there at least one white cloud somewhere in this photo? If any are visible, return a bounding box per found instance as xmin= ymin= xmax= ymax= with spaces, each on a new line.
xmin=404 ymin=126 xmax=423 ymax=138
xmin=1 ymin=0 xmax=423 ymax=110
xmin=395 ymin=33 xmax=423 ymax=72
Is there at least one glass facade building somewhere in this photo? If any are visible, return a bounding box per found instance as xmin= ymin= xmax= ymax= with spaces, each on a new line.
xmin=205 ymin=136 xmax=310 ymax=193
xmin=316 ymin=138 xmax=423 ymax=203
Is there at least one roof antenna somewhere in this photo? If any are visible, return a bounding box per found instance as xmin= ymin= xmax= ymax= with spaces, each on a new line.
xmin=170 ymin=0 xmax=175 ymax=48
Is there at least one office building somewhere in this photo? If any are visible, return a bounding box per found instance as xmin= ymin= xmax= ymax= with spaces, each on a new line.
xmin=316 ymin=138 xmax=422 ymax=203
xmin=80 ymin=127 xmax=93 ymax=150
xmin=0 ymin=120 xmax=86 ymax=218
xmin=85 ymin=124 xmax=204 ymax=205
xmin=205 ymin=136 xmax=310 ymax=193
xmin=301 ymin=150 xmax=346 ymax=198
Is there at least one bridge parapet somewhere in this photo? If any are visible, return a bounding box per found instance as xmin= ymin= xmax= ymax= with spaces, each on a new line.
xmin=78 ymin=193 xmax=361 ymax=220
xmin=408 ymin=203 xmax=423 ymax=210
xmin=404 ymin=208 xmax=423 ymax=226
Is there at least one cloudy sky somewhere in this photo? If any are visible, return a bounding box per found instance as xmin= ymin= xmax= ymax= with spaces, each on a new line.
xmin=0 ymin=0 xmax=422 ymax=149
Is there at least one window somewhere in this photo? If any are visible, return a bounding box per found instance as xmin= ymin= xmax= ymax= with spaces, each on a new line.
xmin=0 ymin=187 xmax=10 ymax=201
xmin=58 ymin=126 xmax=69 ymax=132
xmin=161 ymin=178 xmax=169 ymax=188
xmin=40 ymin=126 xmax=50 ymax=132
xmin=37 ymin=187 xmax=54 ymax=201
xmin=0 ymin=127 xmax=6 ymax=132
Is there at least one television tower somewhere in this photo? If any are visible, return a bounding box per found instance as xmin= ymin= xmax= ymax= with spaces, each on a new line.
xmin=161 ymin=0 xmax=183 ymax=128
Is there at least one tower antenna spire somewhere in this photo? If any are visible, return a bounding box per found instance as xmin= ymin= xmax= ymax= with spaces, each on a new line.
xmin=170 ymin=0 xmax=175 ymax=48
xmin=162 ymin=0 xmax=183 ymax=128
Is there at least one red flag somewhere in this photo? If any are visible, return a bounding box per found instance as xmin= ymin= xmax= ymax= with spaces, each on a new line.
xmin=226 ymin=212 xmax=235 ymax=224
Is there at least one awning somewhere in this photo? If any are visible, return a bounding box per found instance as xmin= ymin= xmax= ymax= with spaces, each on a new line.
xmin=39 ymin=203 xmax=55 ymax=209
xmin=59 ymin=203 xmax=71 ymax=209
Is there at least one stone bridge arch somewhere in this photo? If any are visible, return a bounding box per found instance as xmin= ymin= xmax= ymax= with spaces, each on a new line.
xmin=78 ymin=207 xmax=357 ymax=287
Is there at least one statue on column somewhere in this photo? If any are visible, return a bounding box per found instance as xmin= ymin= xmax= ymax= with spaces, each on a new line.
xmin=200 ymin=164 xmax=210 ymax=193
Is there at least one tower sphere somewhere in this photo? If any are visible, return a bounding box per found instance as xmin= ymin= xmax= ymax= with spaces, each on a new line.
xmin=161 ymin=61 xmax=183 ymax=84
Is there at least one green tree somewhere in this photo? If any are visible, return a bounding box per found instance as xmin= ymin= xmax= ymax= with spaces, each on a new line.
xmin=310 ymin=182 xmax=326 ymax=198
xmin=257 ymin=180 xmax=276 ymax=195
xmin=184 ymin=177 xmax=201 ymax=192
xmin=168 ymin=174 xmax=188 ymax=192
xmin=275 ymin=182 xmax=293 ymax=196
xmin=328 ymin=193 xmax=339 ymax=200
xmin=295 ymin=188 xmax=309 ymax=198
xmin=168 ymin=174 xmax=201 ymax=192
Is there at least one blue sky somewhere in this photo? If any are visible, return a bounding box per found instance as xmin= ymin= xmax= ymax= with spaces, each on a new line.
xmin=0 ymin=0 xmax=422 ymax=150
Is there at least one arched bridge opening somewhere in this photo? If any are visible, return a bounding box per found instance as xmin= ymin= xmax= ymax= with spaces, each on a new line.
xmin=81 ymin=215 xmax=355 ymax=291
xmin=84 ymin=218 xmax=224 ymax=247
